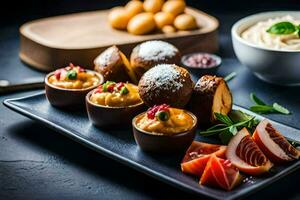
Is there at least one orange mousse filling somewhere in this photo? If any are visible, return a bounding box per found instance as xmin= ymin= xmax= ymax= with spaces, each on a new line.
xmin=136 ymin=104 xmax=195 ymax=136
xmin=90 ymin=81 xmax=142 ymax=107
xmin=48 ymin=64 xmax=100 ymax=89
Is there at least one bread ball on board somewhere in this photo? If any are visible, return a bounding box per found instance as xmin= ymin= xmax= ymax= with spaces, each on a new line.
xmin=162 ymin=0 xmax=186 ymax=16
xmin=108 ymin=7 xmax=130 ymax=30
xmin=127 ymin=12 xmax=156 ymax=35
xmin=125 ymin=0 xmax=144 ymax=18
xmin=174 ymin=13 xmax=198 ymax=30
xmin=143 ymin=0 xmax=164 ymax=13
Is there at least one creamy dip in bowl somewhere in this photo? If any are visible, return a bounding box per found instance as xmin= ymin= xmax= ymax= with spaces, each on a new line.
xmin=241 ymin=15 xmax=300 ymax=51
xmin=231 ymin=11 xmax=300 ymax=86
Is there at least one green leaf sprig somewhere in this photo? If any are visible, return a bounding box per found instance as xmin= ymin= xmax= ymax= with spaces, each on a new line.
xmin=266 ymin=21 xmax=300 ymax=37
xmin=249 ymin=93 xmax=290 ymax=115
xmin=200 ymin=110 xmax=259 ymax=144
xmin=66 ymin=70 xmax=77 ymax=80
xmin=224 ymin=72 xmax=237 ymax=82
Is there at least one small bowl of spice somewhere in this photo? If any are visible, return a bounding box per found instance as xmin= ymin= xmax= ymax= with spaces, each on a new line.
xmin=181 ymin=52 xmax=222 ymax=78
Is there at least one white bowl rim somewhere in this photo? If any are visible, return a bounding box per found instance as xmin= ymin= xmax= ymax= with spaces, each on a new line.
xmin=231 ymin=11 xmax=300 ymax=53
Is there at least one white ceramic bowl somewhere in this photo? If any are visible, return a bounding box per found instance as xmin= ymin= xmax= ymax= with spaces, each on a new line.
xmin=232 ymin=11 xmax=300 ymax=86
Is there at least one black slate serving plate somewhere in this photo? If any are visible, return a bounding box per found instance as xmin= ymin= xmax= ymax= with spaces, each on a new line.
xmin=3 ymin=92 xmax=300 ymax=200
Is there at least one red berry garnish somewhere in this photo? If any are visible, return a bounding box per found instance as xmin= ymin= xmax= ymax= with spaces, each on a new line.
xmin=107 ymin=84 xmax=116 ymax=92
xmin=147 ymin=104 xmax=170 ymax=119
xmin=94 ymin=86 xmax=103 ymax=94
xmin=54 ymin=69 xmax=62 ymax=80
xmin=116 ymin=82 xmax=125 ymax=90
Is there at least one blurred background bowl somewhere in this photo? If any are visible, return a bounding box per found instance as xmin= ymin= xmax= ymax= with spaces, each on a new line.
xmin=181 ymin=52 xmax=222 ymax=79
xmin=231 ymin=11 xmax=300 ymax=86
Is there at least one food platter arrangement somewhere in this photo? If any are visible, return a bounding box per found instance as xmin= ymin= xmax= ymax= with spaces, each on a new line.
xmin=5 ymin=1 xmax=300 ymax=199
xmin=39 ymin=37 xmax=299 ymax=191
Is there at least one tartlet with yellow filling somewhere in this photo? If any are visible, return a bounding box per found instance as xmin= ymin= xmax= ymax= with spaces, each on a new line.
xmin=86 ymin=81 xmax=145 ymax=127
xmin=45 ymin=63 xmax=103 ymax=107
xmin=132 ymin=104 xmax=197 ymax=153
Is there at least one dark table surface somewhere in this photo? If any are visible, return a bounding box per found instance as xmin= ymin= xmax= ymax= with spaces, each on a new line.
xmin=1 ymin=1 xmax=300 ymax=200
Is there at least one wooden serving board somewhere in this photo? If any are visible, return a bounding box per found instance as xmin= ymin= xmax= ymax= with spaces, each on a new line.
xmin=20 ymin=7 xmax=219 ymax=71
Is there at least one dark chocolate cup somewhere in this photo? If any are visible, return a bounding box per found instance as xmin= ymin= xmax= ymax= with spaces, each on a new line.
xmin=45 ymin=70 xmax=104 ymax=108
xmin=132 ymin=111 xmax=197 ymax=153
xmin=86 ymin=89 xmax=145 ymax=127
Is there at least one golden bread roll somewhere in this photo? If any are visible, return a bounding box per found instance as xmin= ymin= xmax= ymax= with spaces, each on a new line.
xmin=127 ymin=12 xmax=156 ymax=35
xmin=108 ymin=7 xmax=130 ymax=30
xmin=187 ymin=75 xmax=232 ymax=125
xmin=162 ymin=0 xmax=186 ymax=16
xmin=143 ymin=0 xmax=164 ymax=13
xmin=154 ymin=12 xmax=175 ymax=28
xmin=94 ymin=46 xmax=137 ymax=83
xmin=125 ymin=0 xmax=144 ymax=18
xmin=161 ymin=25 xmax=176 ymax=33
xmin=130 ymin=40 xmax=180 ymax=79
xmin=174 ymin=13 xmax=198 ymax=30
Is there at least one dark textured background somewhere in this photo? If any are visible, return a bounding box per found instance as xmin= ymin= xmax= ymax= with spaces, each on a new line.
xmin=0 ymin=1 xmax=300 ymax=200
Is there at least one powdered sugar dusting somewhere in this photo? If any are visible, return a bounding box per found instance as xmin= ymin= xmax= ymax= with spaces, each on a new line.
xmin=94 ymin=46 xmax=116 ymax=66
xmin=141 ymin=64 xmax=184 ymax=98
xmin=138 ymin=40 xmax=178 ymax=61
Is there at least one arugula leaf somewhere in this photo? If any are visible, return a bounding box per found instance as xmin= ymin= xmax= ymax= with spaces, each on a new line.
xmin=200 ymin=126 xmax=230 ymax=136
xmin=206 ymin=124 xmax=227 ymax=131
xmin=246 ymin=118 xmax=259 ymax=130
xmin=214 ymin=112 xmax=233 ymax=126
xmin=200 ymin=112 xmax=256 ymax=140
xmin=250 ymin=93 xmax=266 ymax=105
xmin=229 ymin=110 xmax=252 ymax=123
xmin=249 ymin=93 xmax=291 ymax=115
xmin=267 ymin=21 xmax=297 ymax=35
xmin=229 ymin=125 xmax=238 ymax=135
xmin=224 ymin=72 xmax=237 ymax=82
xmin=249 ymin=105 xmax=273 ymax=113
xmin=273 ymin=103 xmax=290 ymax=114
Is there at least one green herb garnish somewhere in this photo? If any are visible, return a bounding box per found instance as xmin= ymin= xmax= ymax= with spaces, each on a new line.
xmin=250 ymin=93 xmax=266 ymax=105
xmin=249 ymin=93 xmax=290 ymax=115
xmin=291 ymin=141 xmax=300 ymax=148
xmin=200 ymin=111 xmax=258 ymax=144
xmin=66 ymin=70 xmax=77 ymax=80
xmin=102 ymin=81 xmax=115 ymax=92
xmin=224 ymin=72 xmax=237 ymax=82
xmin=120 ymin=86 xmax=129 ymax=95
xmin=102 ymin=83 xmax=108 ymax=92
xmin=155 ymin=111 xmax=170 ymax=121
xmin=267 ymin=21 xmax=300 ymax=37
xmin=273 ymin=103 xmax=290 ymax=114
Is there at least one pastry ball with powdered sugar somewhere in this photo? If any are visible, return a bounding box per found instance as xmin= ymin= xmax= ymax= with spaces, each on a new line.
xmin=138 ymin=64 xmax=193 ymax=108
xmin=94 ymin=46 xmax=131 ymax=82
xmin=130 ymin=40 xmax=181 ymax=79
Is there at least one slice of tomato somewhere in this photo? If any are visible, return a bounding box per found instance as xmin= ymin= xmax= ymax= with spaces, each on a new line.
xmin=210 ymin=155 xmax=230 ymax=190
xmin=199 ymin=154 xmax=219 ymax=188
xmin=181 ymin=141 xmax=227 ymax=177
xmin=200 ymin=155 xmax=243 ymax=191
